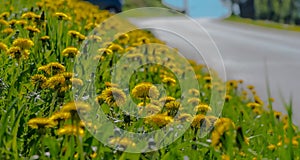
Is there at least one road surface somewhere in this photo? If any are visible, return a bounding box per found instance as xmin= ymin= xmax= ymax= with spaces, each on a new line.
xmin=130 ymin=17 xmax=300 ymax=125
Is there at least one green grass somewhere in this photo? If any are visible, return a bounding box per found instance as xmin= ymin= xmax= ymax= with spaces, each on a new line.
xmin=225 ymin=16 xmax=300 ymax=32
xmin=0 ymin=0 xmax=300 ymax=159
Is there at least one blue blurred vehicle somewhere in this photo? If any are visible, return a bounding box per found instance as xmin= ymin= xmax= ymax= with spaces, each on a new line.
xmin=84 ymin=0 xmax=123 ymax=13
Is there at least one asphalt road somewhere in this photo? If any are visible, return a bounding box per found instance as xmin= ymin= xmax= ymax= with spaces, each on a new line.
xmin=130 ymin=17 xmax=300 ymax=125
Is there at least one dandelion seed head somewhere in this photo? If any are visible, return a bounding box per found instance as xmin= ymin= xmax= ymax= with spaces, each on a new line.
xmin=132 ymin=82 xmax=159 ymax=99
xmin=97 ymin=87 xmax=126 ymax=107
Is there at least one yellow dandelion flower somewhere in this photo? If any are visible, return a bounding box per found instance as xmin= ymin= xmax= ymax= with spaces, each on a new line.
xmin=225 ymin=95 xmax=232 ymax=102
xmin=98 ymin=48 xmax=113 ymax=56
xmin=132 ymin=83 xmax=159 ymax=101
xmin=191 ymin=114 xmax=210 ymax=129
xmin=93 ymin=55 xmax=104 ymax=61
xmin=68 ymin=30 xmax=86 ymax=41
xmin=254 ymin=95 xmax=264 ymax=105
xmin=105 ymin=82 xmax=119 ymax=88
xmin=283 ymin=124 xmax=297 ymax=132
xmin=21 ymin=12 xmax=40 ymax=19
xmin=165 ymin=101 xmax=181 ymax=110
xmin=80 ymin=120 xmax=98 ymax=130
xmin=242 ymin=90 xmax=248 ymax=96
xmin=0 ymin=19 xmax=9 ymax=26
xmin=31 ymin=74 xmax=47 ymax=86
xmin=226 ymin=80 xmax=238 ymax=89
xmin=60 ymin=72 xmax=74 ymax=80
xmin=131 ymin=42 xmax=142 ymax=47
xmin=176 ymin=113 xmax=193 ymax=122
xmin=246 ymin=102 xmax=261 ymax=109
xmin=194 ymin=103 xmax=212 ymax=113
xmin=2 ymin=28 xmax=13 ymax=34
xmin=59 ymin=85 xmax=71 ymax=93
xmin=203 ymin=76 xmax=212 ymax=83
xmin=87 ymin=35 xmax=102 ymax=42
xmin=0 ymin=42 xmax=8 ymax=52
xmin=28 ymin=117 xmax=57 ymax=129
xmin=145 ymin=114 xmax=173 ymax=127
xmin=61 ymin=101 xmax=91 ymax=114
xmin=239 ymin=152 xmax=246 ymax=157
xmin=40 ymin=36 xmax=50 ymax=41
xmin=214 ymin=118 xmax=235 ymax=134
xmin=137 ymin=36 xmax=150 ymax=44
xmin=253 ymin=109 xmax=263 ymax=115
xmin=222 ymin=154 xmax=230 ymax=160
xmin=274 ymin=111 xmax=282 ymax=120
xmin=109 ymin=137 xmax=136 ymax=148
xmin=57 ymin=125 xmax=84 ymax=136
xmin=25 ymin=26 xmax=40 ymax=33
xmin=108 ymin=43 xmax=124 ymax=53
xmin=16 ymin=20 xmax=27 ymax=26
xmin=138 ymin=103 xmax=161 ymax=116
xmin=12 ymin=38 xmax=34 ymax=50
xmin=162 ymin=77 xmax=176 ymax=86
xmin=116 ymin=33 xmax=130 ymax=41
xmin=50 ymin=112 xmax=71 ymax=122
xmin=267 ymin=144 xmax=276 ymax=151
xmin=7 ymin=46 xmax=28 ymax=60
xmin=115 ymin=33 xmax=130 ymax=44
xmin=38 ymin=62 xmax=66 ymax=75
xmin=211 ymin=129 xmax=222 ymax=148
xmin=206 ymin=115 xmax=218 ymax=124
xmin=282 ymin=115 xmax=289 ymax=124
xmin=84 ymin=23 xmax=97 ymax=30
xmin=188 ymin=88 xmax=200 ymax=96
xmin=247 ymin=85 xmax=255 ymax=90
xmin=54 ymin=12 xmax=71 ymax=20
xmin=0 ymin=12 xmax=10 ymax=19
xmin=159 ymin=96 xmax=176 ymax=104
xmin=44 ymin=74 xmax=66 ymax=90
xmin=90 ymin=152 xmax=97 ymax=159
xmin=70 ymin=78 xmax=83 ymax=86
xmin=187 ymin=97 xmax=201 ymax=106
xmin=96 ymin=88 xmax=126 ymax=107
xmin=62 ymin=47 xmax=80 ymax=58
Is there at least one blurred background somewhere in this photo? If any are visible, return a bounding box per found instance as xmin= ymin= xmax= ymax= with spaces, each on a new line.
xmin=120 ymin=0 xmax=300 ymax=25
xmin=84 ymin=0 xmax=300 ymax=124
xmin=121 ymin=0 xmax=300 ymax=125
